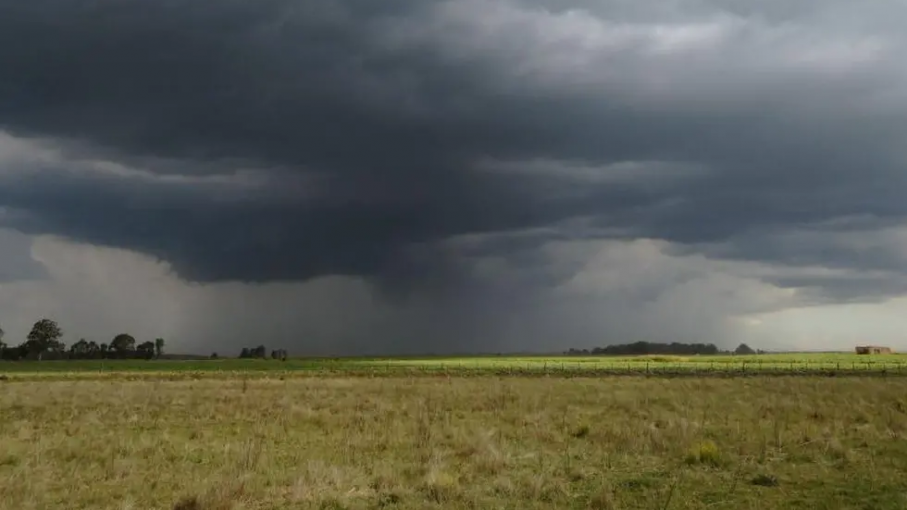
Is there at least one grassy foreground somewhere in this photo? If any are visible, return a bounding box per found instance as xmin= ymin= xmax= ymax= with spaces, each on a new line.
xmin=2 ymin=376 xmax=907 ymax=509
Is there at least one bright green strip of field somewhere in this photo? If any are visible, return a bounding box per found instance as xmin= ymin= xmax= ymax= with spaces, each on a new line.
xmin=3 ymin=353 xmax=907 ymax=377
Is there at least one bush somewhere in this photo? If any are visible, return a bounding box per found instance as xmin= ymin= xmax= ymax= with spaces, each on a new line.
xmin=750 ymin=474 xmax=779 ymax=487
xmin=570 ymin=424 xmax=591 ymax=438
xmin=684 ymin=440 xmax=721 ymax=466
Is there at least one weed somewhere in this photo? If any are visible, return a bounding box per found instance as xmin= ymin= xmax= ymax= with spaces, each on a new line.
xmin=419 ymin=470 xmax=459 ymax=503
xmin=751 ymin=474 xmax=779 ymax=487
xmin=571 ymin=424 xmax=591 ymax=438
xmin=172 ymin=496 xmax=202 ymax=510
xmin=588 ymin=486 xmax=618 ymax=510
xmin=684 ymin=440 xmax=721 ymax=466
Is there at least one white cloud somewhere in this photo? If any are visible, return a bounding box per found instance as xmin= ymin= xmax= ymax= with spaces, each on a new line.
xmin=737 ymin=296 xmax=907 ymax=351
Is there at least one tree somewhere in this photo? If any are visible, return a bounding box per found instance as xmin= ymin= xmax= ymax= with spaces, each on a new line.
xmin=572 ymin=341 xmax=720 ymax=356
xmin=110 ymin=334 xmax=136 ymax=355
xmin=51 ymin=340 xmax=66 ymax=358
xmin=0 ymin=323 xmax=5 ymax=350
xmin=239 ymin=347 xmax=251 ymax=358
xmin=137 ymin=341 xmax=155 ymax=360
xmin=734 ymin=343 xmax=756 ymax=355
xmin=25 ymin=318 xmax=63 ymax=360
xmin=154 ymin=338 xmax=165 ymax=358
xmin=70 ymin=339 xmax=90 ymax=358
xmin=0 ymin=343 xmax=25 ymax=361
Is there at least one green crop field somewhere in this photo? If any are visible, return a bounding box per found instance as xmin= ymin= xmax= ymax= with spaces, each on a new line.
xmin=3 ymin=352 xmax=907 ymax=380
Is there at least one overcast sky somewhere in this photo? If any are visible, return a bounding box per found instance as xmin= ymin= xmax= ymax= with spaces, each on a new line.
xmin=2 ymin=0 xmax=907 ymax=355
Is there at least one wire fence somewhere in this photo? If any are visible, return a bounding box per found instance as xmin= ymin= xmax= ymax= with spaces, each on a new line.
xmin=6 ymin=359 xmax=907 ymax=380
xmin=307 ymin=359 xmax=907 ymax=378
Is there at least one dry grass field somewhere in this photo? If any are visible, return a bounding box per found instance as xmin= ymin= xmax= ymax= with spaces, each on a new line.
xmin=2 ymin=376 xmax=907 ymax=509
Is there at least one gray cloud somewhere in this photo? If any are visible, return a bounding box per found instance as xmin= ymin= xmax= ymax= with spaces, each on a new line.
xmin=0 ymin=235 xmax=807 ymax=355
xmin=2 ymin=0 xmax=907 ymax=322
xmin=0 ymin=228 xmax=46 ymax=282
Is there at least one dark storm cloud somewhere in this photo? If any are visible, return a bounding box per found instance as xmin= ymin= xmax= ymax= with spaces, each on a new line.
xmin=772 ymin=274 xmax=907 ymax=305
xmin=0 ymin=152 xmax=653 ymax=283
xmin=2 ymin=0 xmax=907 ymax=300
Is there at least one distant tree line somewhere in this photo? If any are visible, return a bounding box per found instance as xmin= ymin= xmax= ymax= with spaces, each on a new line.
xmin=0 ymin=318 xmax=292 ymax=362
xmin=0 ymin=319 xmax=169 ymax=361
xmin=565 ymin=341 xmax=760 ymax=356
xmin=238 ymin=345 xmax=288 ymax=361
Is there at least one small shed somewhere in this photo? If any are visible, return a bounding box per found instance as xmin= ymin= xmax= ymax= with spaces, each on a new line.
xmin=855 ymin=345 xmax=893 ymax=355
